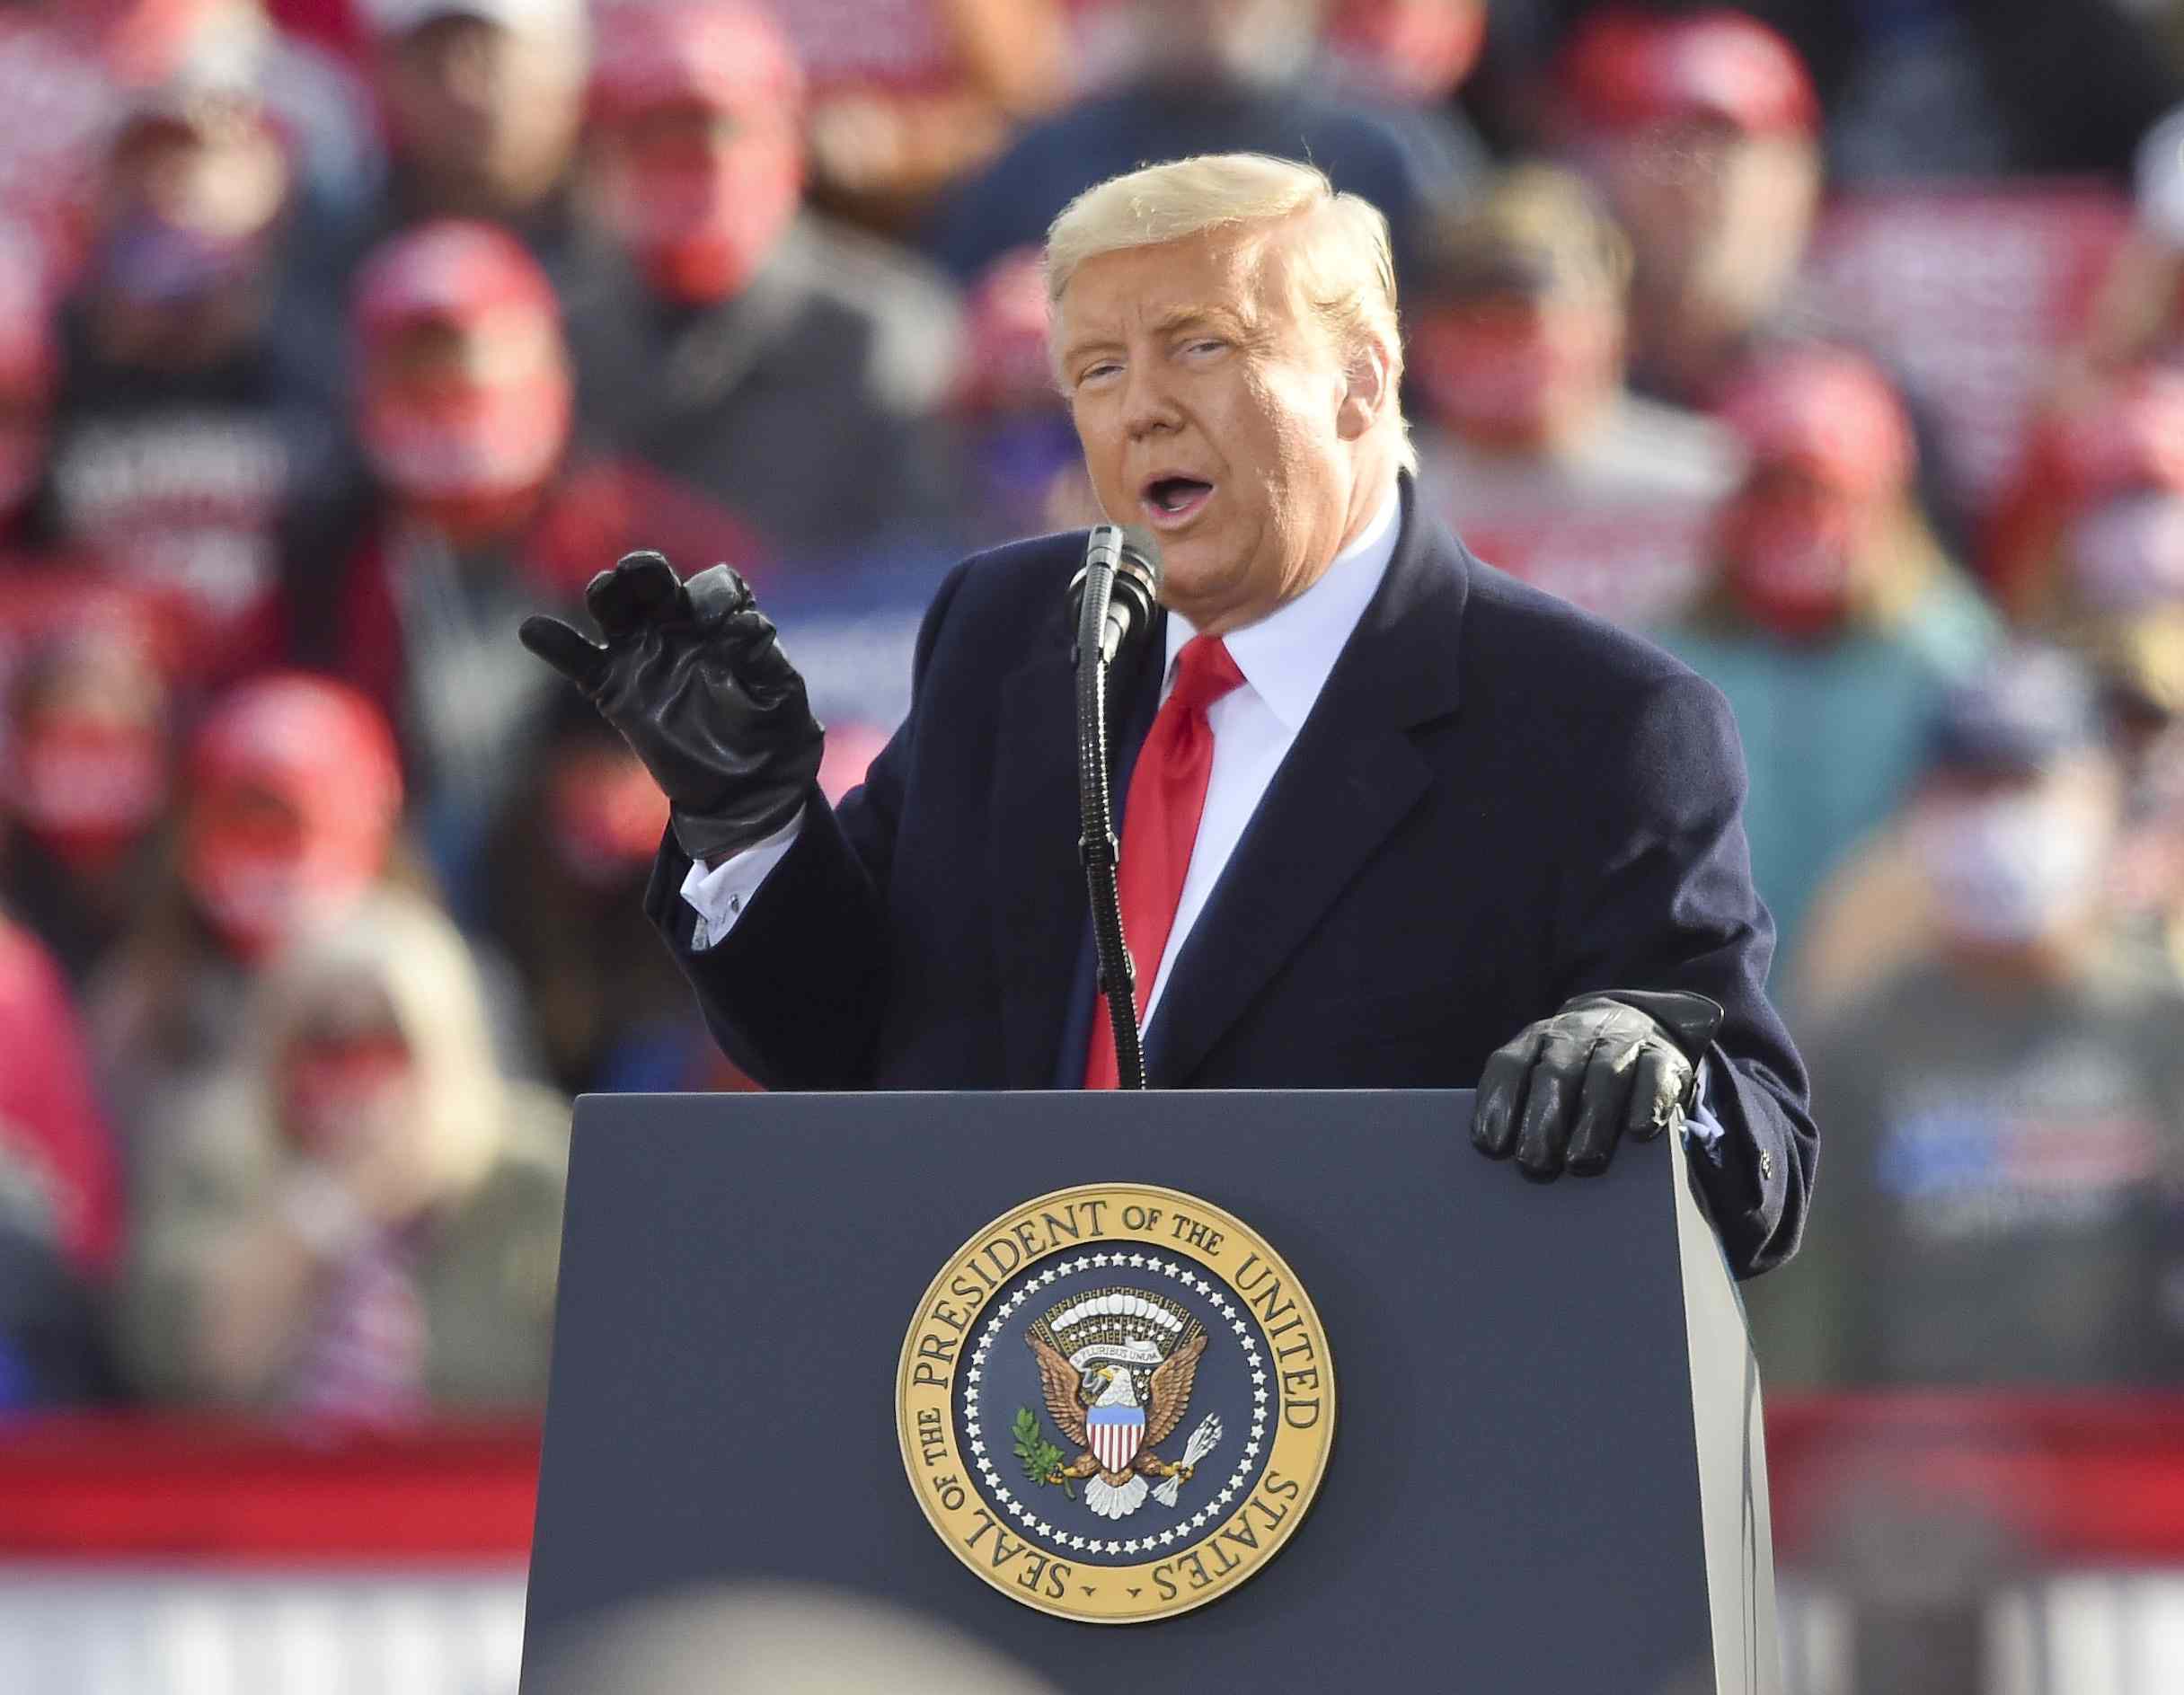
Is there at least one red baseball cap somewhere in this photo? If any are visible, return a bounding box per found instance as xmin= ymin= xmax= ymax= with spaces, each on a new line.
xmin=1559 ymin=8 xmax=1818 ymax=138
xmin=188 ymin=673 xmax=403 ymax=841
xmin=354 ymin=220 xmax=559 ymax=352
xmin=1716 ymin=346 xmax=1915 ymax=500
xmin=588 ymin=1 xmax=802 ymax=128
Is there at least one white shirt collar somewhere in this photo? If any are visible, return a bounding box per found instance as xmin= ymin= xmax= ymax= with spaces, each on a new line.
xmin=1162 ymin=481 xmax=1402 ymax=732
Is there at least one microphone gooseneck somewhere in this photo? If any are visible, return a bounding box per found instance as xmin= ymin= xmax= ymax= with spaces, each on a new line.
xmin=1072 ymin=524 xmax=1164 ymax=1091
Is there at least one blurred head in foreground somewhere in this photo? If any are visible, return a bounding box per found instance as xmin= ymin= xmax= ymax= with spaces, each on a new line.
xmin=1555 ymin=8 xmax=1821 ymax=395
xmin=527 ymin=1584 xmax=1060 ymax=1695
xmin=585 ymin=0 xmax=804 ymax=307
xmin=1410 ymin=165 xmax=1633 ymax=455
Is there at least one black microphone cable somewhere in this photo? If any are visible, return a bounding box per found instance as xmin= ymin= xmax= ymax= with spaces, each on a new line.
xmin=1070 ymin=525 xmax=1162 ymax=1090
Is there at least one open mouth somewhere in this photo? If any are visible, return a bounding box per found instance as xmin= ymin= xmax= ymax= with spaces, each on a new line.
xmin=1140 ymin=474 xmax=1216 ymax=526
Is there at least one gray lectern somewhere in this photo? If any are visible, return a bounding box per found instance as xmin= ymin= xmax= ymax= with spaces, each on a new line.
xmin=521 ymin=1090 xmax=1780 ymax=1693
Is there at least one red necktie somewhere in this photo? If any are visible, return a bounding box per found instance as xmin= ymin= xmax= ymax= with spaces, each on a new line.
xmin=1084 ymin=634 xmax=1245 ymax=1089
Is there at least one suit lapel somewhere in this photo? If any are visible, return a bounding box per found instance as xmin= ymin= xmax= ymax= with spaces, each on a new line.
xmin=991 ymin=647 xmax=1083 ymax=1086
xmin=989 ymin=614 xmax=1166 ymax=1088
xmin=1145 ymin=482 xmax=1471 ymax=1085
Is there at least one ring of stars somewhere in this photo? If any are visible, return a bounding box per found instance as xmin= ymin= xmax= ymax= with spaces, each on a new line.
xmin=960 ymin=1253 xmax=1272 ymax=1558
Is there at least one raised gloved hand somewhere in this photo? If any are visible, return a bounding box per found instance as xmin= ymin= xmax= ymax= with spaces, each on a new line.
xmin=1471 ymin=990 xmax=1725 ymax=1182
xmin=518 ymin=551 xmax=823 ymax=864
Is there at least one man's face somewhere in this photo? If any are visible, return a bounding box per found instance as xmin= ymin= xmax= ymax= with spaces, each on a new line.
xmin=1136 ymin=0 xmax=1322 ymax=85
xmin=1595 ymin=119 xmax=1818 ymax=336
xmin=1056 ymin=226 xmax=1371 ymax=634
xmin=1412 ymin=287 xmax=1622 ymax=449
xmin=594 ymin=97 xmax=802 ymax=305
xmin=382 ymin=15 xmax=582 ymax=213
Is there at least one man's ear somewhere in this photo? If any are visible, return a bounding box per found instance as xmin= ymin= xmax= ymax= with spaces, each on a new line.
xmin=1336 ymin=337 xmax=1395 ymax=444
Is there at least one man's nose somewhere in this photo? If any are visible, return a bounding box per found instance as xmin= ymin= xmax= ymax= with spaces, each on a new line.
xmin=1120 ymin=362 xmax=1182 ymax=438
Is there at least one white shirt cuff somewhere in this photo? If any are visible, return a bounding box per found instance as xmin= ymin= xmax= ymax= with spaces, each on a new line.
xmin=678 ymin=808 xmax=804 ymax=950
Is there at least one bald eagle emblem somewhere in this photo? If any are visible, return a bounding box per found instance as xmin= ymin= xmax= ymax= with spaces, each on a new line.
xmin=1022 ymin=1286 xmax=1225 ymax=1521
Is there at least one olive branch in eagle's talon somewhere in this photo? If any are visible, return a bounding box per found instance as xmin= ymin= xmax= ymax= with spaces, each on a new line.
xmin=1012 ymin=1406 xmax=1074 ymax=1499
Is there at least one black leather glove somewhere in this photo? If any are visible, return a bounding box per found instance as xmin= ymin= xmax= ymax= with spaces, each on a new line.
xmin=518 ymin=551 xmax=823 ymax=864
xmin=1472 ymin=989 xmax=1726 ymax=1182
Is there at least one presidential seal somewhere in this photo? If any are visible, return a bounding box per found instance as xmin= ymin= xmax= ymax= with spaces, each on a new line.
xmin=895 ymin=1183 xmax=1335 ymax=1624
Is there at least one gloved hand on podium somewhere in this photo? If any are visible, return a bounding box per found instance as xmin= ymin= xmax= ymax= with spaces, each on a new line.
xmin=1471 ymin=989 xmax=1726 ymax=1182
xmin=519 ymin=551 xmax=824 ymax=865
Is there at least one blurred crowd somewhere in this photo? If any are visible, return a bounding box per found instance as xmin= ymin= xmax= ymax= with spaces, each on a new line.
xmin=1 ymin=0 xmax=2183 ymax=1426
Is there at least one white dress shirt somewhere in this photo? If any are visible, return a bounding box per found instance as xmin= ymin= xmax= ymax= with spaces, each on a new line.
xmin=680 ymin=483 xmax=1403 ymax=983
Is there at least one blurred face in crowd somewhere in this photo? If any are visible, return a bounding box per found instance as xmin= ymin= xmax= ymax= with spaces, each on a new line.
xmin=1715 ymin=459 xmax=1891 ymax=641
xmin=360 ymin=306 xmax=572 ymax=538
xmin=358 ymin=304 xmax=568 ymax=537
xmin=1136 ymin=0 xmax=1325 ymax=86
xmin=183 ymin=779 xmax=385 ymax=960
xmin=593 ymin=95 xmax=802 ymax=306
xmin=279 ymin=988 xmax=419 ymax=1158
xmin=1411 ymin=285 xmax=1623 ymax=452
xmin=93 ymin=101 xmax=289 ymax=368
xmin=1322 ymin=0 xmax=1486 ymax=105
xmin=1593 ymin=118 xmax=1819 ymax=350
xmin=1057 ymin=220 xmax=1393 ymax=634
xmin=4 ymin=632 xmax=169 ymax=870
xmin=381 ymin=15 xmax=584 ymax=216
xmin=1911 ymin=754 xmax=2124 ymax=957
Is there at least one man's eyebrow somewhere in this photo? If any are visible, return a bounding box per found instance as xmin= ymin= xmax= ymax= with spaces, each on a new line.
xmin=1148 ymin=305 xmax=1251 ymax=338
xmin=1057 ymin=332 xmax=1122 ymax=368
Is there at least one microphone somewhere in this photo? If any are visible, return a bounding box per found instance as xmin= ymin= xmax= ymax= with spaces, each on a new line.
xmin=1067 ymin=525 xmax=1163 ymax=667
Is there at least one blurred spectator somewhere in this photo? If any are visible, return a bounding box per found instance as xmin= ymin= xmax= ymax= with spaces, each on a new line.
xmin=773 ymin=0 xmax=1070 ymax=236
xmin=120 ymin=888 xmax=568 ymax=1416
xmin=528 ymin=1583 xmax=1062 ymax=1695
xmin=1319 ymin=0 xmax=1488 ymax=109
xmin=1552 ymin=8 xmax=1824 ymax=408
xmin=0 ymin=915 xmax=125 ymax=1276
xmin=88 ymin=674 xmax=406 ymax=1165
xmin=1749 ymin=648 xmax=2184 ymax=1388
xmin=1658 ymin=348 xmax=1995 ymax=958
xmin=0 ymin=1 xmax=381 ymax=292
xmin=2079 ymin=107 xmax=2184 ymax=377
xmin=0 ymin=915 xmax=123 ymax=1409
xmin=1985 ymin=366 xmax=2184 ymax=622
xmin=0 ymin=234 xmax=57 ymax=553
xmin=1409 ymin=163 xmax=1742 ymax=626
xmin=293 ymin=219 xmax=766 ymax=890
xmin=1 ymin=615 xmax=172 ymax=984
xmin=950 ymin=246 xmax=1099 ymax=546
xmin=350 ymin=0 xmax=588 ymax=272
xmin=479 ymin=689 xmax=712 ymax=1096
xmin=563 ymin=0 xmax=966 ymax=570
xmin=925 ymin=0 xmax=1485 ymax=288
xmin=25 ymin=75 xmax=345 ymax=680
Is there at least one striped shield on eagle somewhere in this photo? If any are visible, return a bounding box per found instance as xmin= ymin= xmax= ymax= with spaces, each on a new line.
xmin=1024 ymin=1286 xmax=1222 ymax=1520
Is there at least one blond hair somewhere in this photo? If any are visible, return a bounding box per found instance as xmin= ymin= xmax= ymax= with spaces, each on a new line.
xmin=1045 ymin=153 xmax=1414 ymax=472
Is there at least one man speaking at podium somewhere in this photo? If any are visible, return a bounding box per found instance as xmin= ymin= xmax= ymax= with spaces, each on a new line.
xmin=522 ymin=154 xmax=1816 ymax=1279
